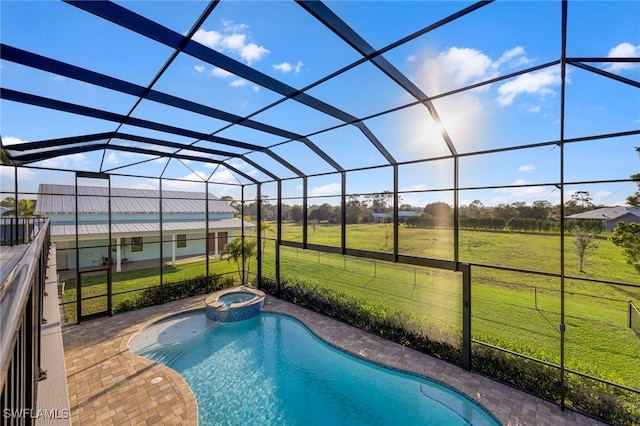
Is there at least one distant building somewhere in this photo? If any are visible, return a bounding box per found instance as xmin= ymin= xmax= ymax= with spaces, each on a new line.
xmin=565 ymin=206 xmax=640 ymax=232
xmin=36 ymin=184 xmax=254 ymax=271
xmin=370 ymin=211 xmax=420 ymax=223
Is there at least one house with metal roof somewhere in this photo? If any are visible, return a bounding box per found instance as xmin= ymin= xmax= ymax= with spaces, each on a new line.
xmin=36 ymin=184 xmax=254 ymax=271
xmin=565 ymin=206 xmax=640 ymax=232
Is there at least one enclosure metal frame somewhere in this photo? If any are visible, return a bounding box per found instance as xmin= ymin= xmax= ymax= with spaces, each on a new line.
xmin=1 ymin=0 xmax=639 ymax=420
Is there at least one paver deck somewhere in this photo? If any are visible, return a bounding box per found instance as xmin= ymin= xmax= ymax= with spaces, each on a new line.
xmin=62 ymin=294 xmax=607 ymax=426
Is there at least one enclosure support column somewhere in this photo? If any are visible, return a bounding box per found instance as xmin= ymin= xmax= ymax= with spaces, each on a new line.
xmin=107 ymin=180 xmax=112 ymax=316
xmin=241 ymin=186 xmax=245 ymax=286
xmin=462 ymin=263 xmax=471 ymax=371
xmin=171 ymin=234 xmax=176 ymax=266
xmin=159 ymin=179 xmax=164 ymax=287
xmin=257 ymin=183 xmax=262 ymax=287
xmin=393 ymin=165 xmax=399 ymax=262
xmin=205 ymin=183 xmax=210 ymax=280
xmin=453 ymin=157 xmax=459 ymax=266
xmin=75 ymin=175 xmax=80 ymax=324
xmin=13 ymin=166 xmax=18 ymax=245
xmin=116 ymin=237 xmax=121 ymax=272
xmin=558 ymin=0 xmax=568 ymax=411
xmin=341 ymin=172 xmax=346 ymax=254
xmin=303 ymin=177 xmax=308 ymax=248
xmin=276 ymin=180 xmax=282 ymax=297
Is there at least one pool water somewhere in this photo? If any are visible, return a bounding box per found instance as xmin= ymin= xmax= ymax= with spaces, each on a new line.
xmin=142 ymin=313 xmax=500 ymax=426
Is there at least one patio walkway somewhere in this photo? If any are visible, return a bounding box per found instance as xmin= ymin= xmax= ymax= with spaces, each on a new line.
xmin=62 ymin=294 xmax=606 ymax=426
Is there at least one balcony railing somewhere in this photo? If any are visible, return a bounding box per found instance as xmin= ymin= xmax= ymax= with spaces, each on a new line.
xmin=1 ymin=218 xmax=50 ymax=425
xmin=0 ymin=217 xmax=47 ymax=246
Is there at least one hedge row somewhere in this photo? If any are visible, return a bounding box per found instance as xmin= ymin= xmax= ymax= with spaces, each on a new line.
xmin=113 ymin=274 xmax=237 ymax=314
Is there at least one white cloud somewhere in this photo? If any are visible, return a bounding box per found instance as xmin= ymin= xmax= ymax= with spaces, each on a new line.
xmin=403 ymin=45 xmax=546 ymax=155
xmin=193 ymin=29 xmax=223 ymax=47
xmin=104 ymin=152 xmax=119 ymax=165
xmin=210 ymin=67 xmax=233 ymax=78
xmin=161 ymin=172 xmax=208 ymax=191
xmin=194 ymin=65 xmax=205 ymax=73
xmin=221 ymin=19 xmax=248 ymax=33
xmin=518 ymin=164 xmax=535 ymax=172
xmin=309 ymin=182 xmax=341 ymax=197
xmin=400 ymin=183 xmax=428 ymax=192
xmin=493 ymin=46 xmax=531 ymax=70
xmin=193 ymin=23 xmax=269 ymax=65
xmin=0 ymin=166 xmax=36 ymax=181
xmin=221 ymin=33 xmax=246 ymax=50
xmin=604 ymin=42 xmax=640 ymax=72
xmin=492 ymin=184 xmax=559 ymax=205
xmin=592 ymin=190 xmax=613 ymax=205
xmin=40 ymin=153 xmax=90 ymax=170
xmin=418 ymin=47 xmax=496 ymax=94
xmin=2 ymin=136 xmax=27 ymax=145
xmin=273 ymin=62 xmax=293 ymax=73
xmin=129 ymin=182 xmax=156 ymax=190
xmin=274 ymin=60 xmax=304 ymax=74
xmin=210 ymin=168 xmax=239 ymax=185
xmin=412 ymin=45 xmax=557 ymax=110
xmin=230 ymin=78 xmax=248 ymax=87
xmin=240 ymin=43 xmax=269 ymax=65
xmin=496 ymin=66 xmax=562 ymax=107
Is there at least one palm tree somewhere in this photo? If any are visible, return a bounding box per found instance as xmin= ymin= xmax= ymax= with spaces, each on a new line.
xmin=223 ymin=237 xmax=257 ymax=285
xmin=260 ymin=220 xmax=271 ymax=252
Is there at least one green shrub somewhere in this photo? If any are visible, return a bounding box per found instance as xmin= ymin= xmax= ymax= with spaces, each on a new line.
xmin=113 ymin=274 xmax=238 ymax=314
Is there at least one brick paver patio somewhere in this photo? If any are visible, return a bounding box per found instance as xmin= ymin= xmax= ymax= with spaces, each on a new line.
xmin=63 ymin=294 xmax=606 ymax=425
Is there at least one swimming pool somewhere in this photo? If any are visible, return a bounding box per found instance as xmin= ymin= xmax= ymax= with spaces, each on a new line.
xmin=140 ymin=313 xmax=500 ymax=425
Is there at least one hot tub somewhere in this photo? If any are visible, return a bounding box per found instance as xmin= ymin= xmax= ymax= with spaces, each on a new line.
xmin=205 ymin=286 xmax=265 ymax=322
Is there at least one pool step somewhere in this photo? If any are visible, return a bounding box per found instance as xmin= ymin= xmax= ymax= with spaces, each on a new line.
xmin=146 ymin=350 xmax=183 ymax=366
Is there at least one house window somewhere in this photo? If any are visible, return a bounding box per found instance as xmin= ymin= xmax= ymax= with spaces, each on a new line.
xmin=131 ymin=236 xmax=144 ymax=252
xmin=177 ymin=234 xmax=187 ymax=248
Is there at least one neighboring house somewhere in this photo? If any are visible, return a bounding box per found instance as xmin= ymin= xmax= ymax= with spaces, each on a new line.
xmin=36 ymin=184 xmax=255 ymax=271
xmin=370 ymin=211 xmax=420 ymax=223
xmin=565 ymin=206 xmax=640 ymax=232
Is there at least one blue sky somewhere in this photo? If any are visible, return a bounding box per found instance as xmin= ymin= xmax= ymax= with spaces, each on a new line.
xmin=1 ymin=0 xmax=639 ymax=209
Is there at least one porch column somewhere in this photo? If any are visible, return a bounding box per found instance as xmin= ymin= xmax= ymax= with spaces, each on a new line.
xmin=116 ymin=236 xmax=121 ymax=272
xmin=214 ymin=232 xmax=219 ymax=258
xmin=171 ymin=233 xmax=176 ymax=266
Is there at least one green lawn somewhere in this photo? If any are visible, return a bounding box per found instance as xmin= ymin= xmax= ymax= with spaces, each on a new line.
xmin=61 ymin=258 xmax=241 ymax=321
xmin=268 ymin=222 xmax=640 ymax=389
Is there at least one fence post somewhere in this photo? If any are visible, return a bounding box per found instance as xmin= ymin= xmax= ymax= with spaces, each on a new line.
xmin=630 ymin=300 xmax=633 ymax=329
xmin=535 ymin=287 xmax=538 ymax=310
xmin=461 ymin=263 xmax=472 ymax=371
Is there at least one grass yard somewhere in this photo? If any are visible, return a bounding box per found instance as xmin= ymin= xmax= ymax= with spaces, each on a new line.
xmin=267 ymin=222 xmax=640 ymax=389
xmin=61 ymin=258 xmax=241 ymax=322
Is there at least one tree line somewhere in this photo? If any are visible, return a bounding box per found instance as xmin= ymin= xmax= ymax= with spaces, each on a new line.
xmin=233 ymin=190 xmax=604 ymax=230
